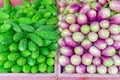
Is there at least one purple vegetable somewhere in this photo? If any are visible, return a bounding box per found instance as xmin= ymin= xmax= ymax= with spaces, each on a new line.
xmin=64 ymin=36 xmax=78 ymax=47
xmin=58 ymin=14 xmax=63 ymax=21
xmin=59 ymin=55 xmax=70 ymax=66
xmin=69 ymin=24 xmax=80 ymax=32
xmin=90 ymin=21 xmax=100 ymax=32
xmin=110 ymin=14 xmax=120 ymax=25
xmin=97 ymin=8 xmax=111 ymax=20
xmin=112 ymin=54 xmax=120 ymax=66
xmin=70 ymin=55 xmax=81 ymax=66
xmin=59 ymin=6 xmax=66 ymax=13
xmin=76 ymin=64 xmax=86 ymax=74
xmin=65 ymin=14 xmax=76 ymax=24
xmin=109 ymin=24 xmax=120 ymax=35
xmin=87 ymin=10 xmax=97 ymax=22
xmin=100 ymin=20 xmax=109 ymax=29
xmin=109 ymin=1 xmax=120 ymax=12
xmin=61 ymin=29 xmax=72 ymax=37
xmin=102 ymin=46 xmax=116 ymax=57
xmin=93 ymin=57 xmax=101 ymax=66
xmin=118 ymin=66 xmax=120 ymax=72
xmin=80 ymin=25 xmax=90 ymax=34
xmin=87 ymin=65 xmax=96 ymax=74
xmin=65 ymin=64 xmax=75 ymax=73
xmin=66 ymin=0 xmax=79 ymax=5
xmin=102 ymin=57 xmax=113 ymax=67
xmin=113 ymin=41 xmax=120 ymax=50
xmin=81 ymin=39 xmax=92 ymax=50
xmin=94 ymin=39 xmax=107 ymax=50
xmin=74 ymin=46 xmax=84 ymax=55
xmin=108 ymin=65 xmax=118 ymax=74
xmin=77 ymin=14 xmax=88 ymax=25
xmin=98 ymin=29 xmax=110 ymax=39
xmin=58 ymin=21 xmax=70 ymax=29
xmin=88 ymin=32 xmax=98 ymax=42
xmin=90 ymin=2 xmax=101 ymax=11
xmin=98 ymin=0 xmax=108 ymax=5
xmin=111 ymin=34 xmax=120 ymax=41
xmin=105 ymin=38 xmax=114 ymax=45
xmin=58 ymin=38 xmax=66 ymax=47
xmin=89 ymin=46 xmax=101 ymax=57
xmin=56 ymin=0 xmax=66 ymax=7
xmin=97 ymin=65 xmax=107 ymax=74
xmin=72 ymin=32 xmax=84 ymax=42
xmin=79 ymin=3 xmax=90 ymax=14
xmin=65 ymin=3 xmax=81 ymax=14
xmin=82 ymin=53 xmax=93 ymax=65
xmin=58 ymin=27 xmax=63 ymax=32
xmin=60 ymin=46 xmax=73 ymax=57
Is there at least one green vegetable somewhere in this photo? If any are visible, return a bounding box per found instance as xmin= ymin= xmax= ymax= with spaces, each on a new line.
xmin=13 ymin=32 xmax=25 ymax=42
xmin=22 ymin=64 xmax=31 ymax=73
xmin=31 ymin=0 xmax=41 ymax=9
xmin=45 ymin=5 xmax=57 ymax=16
xmin=36 ymin=25 xmax=57 ymax=31
xmin=8 ymin=53 xmax=20 ymax=61
xmin=26 ymin=12 xmax=35 ymax=18
xmin=40 ymin=47 xmax=49 ymax=56
xmin=28 ymin=33 xmax=43 ymax=47
xmin=7 ymin=20 xmax=22 ymax=32
xmin=0 ymin=23 xmax=11 ymax=33
xmin=0 ymin=11 xmax=9 ymax=22
xmin=33 ymin=19 xmax=47 ymax=28
xmin=18 ymin=38 xmax=28 ymax=51
xmin=24 ymin=8 xmax=35 ymax=14
xmin=0 ymin=66 xmax=10 ymax=73
xmin=13 ymin=5 xmax=25 ymax=11
xmin=23 ymin=0 xmax=30 ymax=7
xmin=4 ymin=0 xmax=12 ymax=14
xmin=17 ymin=17 xmax=33 ymax=24
xmin=35 ymin=31 xmax=59 ymax=40
xmin=47 ymin=66 xmax=54 ymax=73
xmin=44 ymin=12 xmax=51 ymax=18
xmin=28 ymin=41 xmax=37 ymax=52
xmin=21 ymin=50 xmax=31 ymax=57
xmin=31 ymin=48 xmax=39 ymax=59
xmin=4 ymin=61 xmax=15 ymax=68
xmin=0 ymin=60 xmax=5 ymax=66
xmin=43 ymin=40 xmax=52 ymax=47
xmin=0 ymin=44 xmax=9 ymax=53
xmin=46 ymin=17 xmax=58 ymax=25
xmin=11 ymin=65 xmax=22 ymax=73
xmin=39 ymin=63 xmax=47 ymax=73
xmin=17 ymin=57 xmax=26 ymax=66
xmin=9 ymin=43 xmax=18 ymax=52
xmin=15 ymin=9 xmax=26 ymax=18
xmin=1 ymin=36 xmax=13 ymax=45
xmin=48 ymin=43 xmax=58 ymax=50
xmin=46 ymin=58 xmax=55 ymax=66
xmin=48 ymin=51 xmax=57 ymax=58
xmin=0 ymin=52 xmax=8 ymax=61
xmin=27 ymin=57 xmax=36 ymax=66
xmin=37 ymin=54 xmax=46 ymax=63
xmin=32 ymin=13 xmax=42 ymax=22
xmin=19 ymin=23 xmax=35 ymax=32
xmin=31 ymin=66 xmax=38 ymax=73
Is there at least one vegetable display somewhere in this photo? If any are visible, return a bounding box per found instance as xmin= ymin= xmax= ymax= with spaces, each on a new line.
xmin=57 ymin=0 xmax=120 ymax=74
xmin=0 ymin=0 xmax=59 ymax=73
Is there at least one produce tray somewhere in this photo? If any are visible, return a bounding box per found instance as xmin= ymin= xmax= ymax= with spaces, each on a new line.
xmin=0 ymin=57 xmax=57 ymax=80
xmin=57 ymin=53 xmax=120 ymax=80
